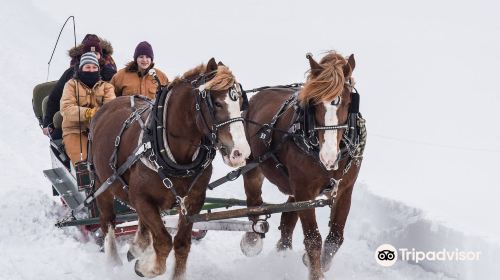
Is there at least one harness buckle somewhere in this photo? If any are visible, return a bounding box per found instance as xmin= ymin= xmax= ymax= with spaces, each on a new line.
xmin=114 ymin=136 xmax=121 ymax=147
xmin=309 ymin=136 xmax=319 ymax=146
xmin=288 ymin=123 xmax=300 ymax=133
xmin=162 ymin=177 xmax=173 ymax=189
xmin=210 ymin=132 xmax=217 ymax=143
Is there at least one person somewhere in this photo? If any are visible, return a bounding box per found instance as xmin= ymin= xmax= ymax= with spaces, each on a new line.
xmin=110 ymin=41 xmax=168 ymax=100
xmin=60 ymin=52 xmax=115 ymax=165
xmin=42 ymin=34 xmax=117 ymax=138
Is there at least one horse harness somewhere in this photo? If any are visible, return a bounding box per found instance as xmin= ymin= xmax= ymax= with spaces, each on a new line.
xmin=209 ymin=83 xmax=367 ymax=198
xmin=78 ymin=72 xmax=248 ymax=216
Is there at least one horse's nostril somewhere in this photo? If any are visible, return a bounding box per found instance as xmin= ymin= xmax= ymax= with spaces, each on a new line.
xmin=233 ymin=150 xmax=242 ymax=158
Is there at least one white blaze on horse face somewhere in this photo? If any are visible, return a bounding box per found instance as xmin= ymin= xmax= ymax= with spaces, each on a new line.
xmin=223 ymin=91 xmax=251 ymax=168
xmin=319 ymin=101 xmax=340 ymax=171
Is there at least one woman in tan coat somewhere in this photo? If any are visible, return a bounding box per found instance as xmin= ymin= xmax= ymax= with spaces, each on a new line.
xmin=61 ymin=52 xmax=116 ymax=165
xmin=110 ymin=41 xmax=168 ymax=100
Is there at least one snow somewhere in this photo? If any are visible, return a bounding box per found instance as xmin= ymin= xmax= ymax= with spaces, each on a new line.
xmin=0 ymin=0 xmax=499 ymax=279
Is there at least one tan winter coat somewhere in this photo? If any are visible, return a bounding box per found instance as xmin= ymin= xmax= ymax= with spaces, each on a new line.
xmin=110 ymin=62 xmax=168 ymax=100
xmin=60 ymin=79 xmax=115 ymax=137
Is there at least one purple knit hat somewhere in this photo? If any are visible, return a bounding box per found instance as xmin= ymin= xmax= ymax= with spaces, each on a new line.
xmin=134 ymin=41 xmax=154 ymax=61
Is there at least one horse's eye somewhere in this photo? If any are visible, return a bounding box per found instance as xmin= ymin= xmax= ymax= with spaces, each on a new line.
xmin=214 ymin=102 xmax=223 ymax=108
xmin=331 ymin=96 xmax=341 ymax=106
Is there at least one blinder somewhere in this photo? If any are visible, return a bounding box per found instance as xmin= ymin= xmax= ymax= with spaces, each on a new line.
xmin=194 ymin=76 xmax=246 ymax=146
xmin=299 ymin=85 xmax=361 ymax=149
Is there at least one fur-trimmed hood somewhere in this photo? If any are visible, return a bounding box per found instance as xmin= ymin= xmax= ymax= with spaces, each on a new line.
xmin=68 ymin=37 xmax=114 ymax=59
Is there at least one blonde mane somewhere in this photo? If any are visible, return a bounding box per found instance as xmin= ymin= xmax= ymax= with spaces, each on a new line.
xmin=204 ymin=66 xmax=235 ymax=91
xmin=170 ymin=64 xmax=235 ymax=91
xmin=299 ymin=51 xmax=349 ymax=105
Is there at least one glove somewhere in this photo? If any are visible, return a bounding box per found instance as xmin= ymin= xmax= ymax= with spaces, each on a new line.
xmin=85 ymin=107 xmax=97 ymax=120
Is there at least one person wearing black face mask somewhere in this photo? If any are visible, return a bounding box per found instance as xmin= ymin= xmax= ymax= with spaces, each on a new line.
xmin=60 ymin=52 xmax=116 ymax=165
xmin=42 ymin=34 xmax=117 ymax=139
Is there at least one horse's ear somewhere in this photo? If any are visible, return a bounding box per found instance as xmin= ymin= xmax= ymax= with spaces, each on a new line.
xmin=206 ymin=58 xmax=218 ymax=73
xmin=306 ymin=52 xmax=323 ymax=76
xmin=217 ymin=61 xmax=225 ymax=66
xmin=343 ymin=54 xmax=355 ymax=77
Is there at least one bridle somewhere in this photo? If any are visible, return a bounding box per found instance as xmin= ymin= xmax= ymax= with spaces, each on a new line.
xmin=191 ymin=71 xmax=249 ymax=147
xmin=293 ymin=80 xmax=361 ymax=164
xmin=299 ymin=86 xmax=351 ymax=150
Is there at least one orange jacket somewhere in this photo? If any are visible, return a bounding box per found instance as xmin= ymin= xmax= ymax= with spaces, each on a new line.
xmin=110 ymin=62 xmax=168 ymax=100
xmin=60 ymin=79 xmax=115 ymax=136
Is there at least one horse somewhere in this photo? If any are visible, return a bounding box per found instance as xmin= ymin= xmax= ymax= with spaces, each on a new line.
xmin=241 ymin=52 xmax=365 ymax=280
xmin=89 ymin=58 xmax=251 ymax=279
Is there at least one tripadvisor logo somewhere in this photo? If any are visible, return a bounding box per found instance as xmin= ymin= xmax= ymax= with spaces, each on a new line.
xmin=375 ymin=244 xmax=481 ymax=267
xmin=375 ymin=244 xmax=398 ymax=267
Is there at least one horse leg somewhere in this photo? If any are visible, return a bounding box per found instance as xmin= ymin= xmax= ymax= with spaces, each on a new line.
xmin=96 ymin=187 xmax=122 ymax=266
xmin=127 ymin=219 xmax=151 ymax=262
xmin=322 ymin=185 xmax=354 ymax=272
xmin=241 ymin=167 xmax=265 ymax=257
xmin=134 ymin=199 xmax=172 ymax=278
xmin=171 ymin=190 xmax=206 ymax=280
xmin=171 ymin=216 xmax=193 ymax=280
xmin=276 ymin=196 xmax=299 ymax=251
xmin=296 ymin=192 xmax=323 ymax=280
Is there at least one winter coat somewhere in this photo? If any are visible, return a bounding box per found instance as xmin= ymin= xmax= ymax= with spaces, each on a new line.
xmin=42 ymin=38 xmax=117 ymax=128
xmin=110 ymin=61 xmax=168 ymax=100
xmin=60 ymin=79 xmax=115 ymax=137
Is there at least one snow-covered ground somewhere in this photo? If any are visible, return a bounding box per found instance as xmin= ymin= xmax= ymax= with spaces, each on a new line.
xmin=1 ymin=0 xmax=499 ymax=279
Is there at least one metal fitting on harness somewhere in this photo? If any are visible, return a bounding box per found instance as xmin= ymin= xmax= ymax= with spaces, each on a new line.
xmin=114 ymin=136 xmax=121 ymax=147
xmin=162 ymin=177 xmax=173 ymax=189
xmin=178 ymin=196 xmax=188 ymax=216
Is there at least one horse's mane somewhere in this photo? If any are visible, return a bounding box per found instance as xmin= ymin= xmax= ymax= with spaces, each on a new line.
xmin=169 ymin=63 xmax=235 ymax=91
xmin=204 ymin=66 xmax=235 ymax=91
xmin=299 ymin=51 xmax=348 ymax=105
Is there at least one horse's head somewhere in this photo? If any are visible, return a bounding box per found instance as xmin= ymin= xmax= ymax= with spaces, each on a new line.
xmin=195 ymin=58 xmax=251 ymax=168
xmin=300 ymin=52 xmax=356 ymax=171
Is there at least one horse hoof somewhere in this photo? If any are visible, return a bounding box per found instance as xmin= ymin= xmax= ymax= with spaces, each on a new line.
xmin=302 ymin=253 xmax=310 ymax=267
xmin=127 ymin=250 xmax=136 ymax=262
xmin=240 ymin=232 xmax=263 ymax=257
xmin=134 ymin=260 xmax=145 ymax=277
xmin=321 ymin=242 xmax=340 ymax=272
xmin=321 ymin=251 xmax=334 ymax=272
xmin=276 ymin=239 xmax=292 ymax=251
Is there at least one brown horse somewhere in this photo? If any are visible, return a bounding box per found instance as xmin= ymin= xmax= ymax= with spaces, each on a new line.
xmin=241 ymin=52 xmax=364 ymax=280
xmin=89 ymin=58 xmax=251 ymax=278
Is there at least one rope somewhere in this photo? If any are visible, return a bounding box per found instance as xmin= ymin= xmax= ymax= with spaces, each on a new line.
xmin=46 ymin=16 xmax=77 ymax=81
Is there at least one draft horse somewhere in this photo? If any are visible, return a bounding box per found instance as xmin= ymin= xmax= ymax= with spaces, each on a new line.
xmin=89 ymin=58 xmax=251 ymax=278
xmin=242 ymin=52 xmax=365 ymax=280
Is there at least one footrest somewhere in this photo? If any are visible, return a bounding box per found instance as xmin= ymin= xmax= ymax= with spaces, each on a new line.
xmin=43 ymin=167 xmax=85 ymax=209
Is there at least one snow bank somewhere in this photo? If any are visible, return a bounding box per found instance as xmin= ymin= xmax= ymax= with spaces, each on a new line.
xmin=0 ymin=1 xmax=497 ymax=279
